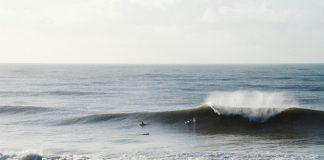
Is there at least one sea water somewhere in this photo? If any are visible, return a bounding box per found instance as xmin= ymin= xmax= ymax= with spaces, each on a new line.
xmin=0 ymin=64 xmax=323 ymax=159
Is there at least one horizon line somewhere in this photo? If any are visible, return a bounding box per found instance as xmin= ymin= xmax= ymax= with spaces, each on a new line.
xmin=0 ymin=62 xmax=323 ymax=65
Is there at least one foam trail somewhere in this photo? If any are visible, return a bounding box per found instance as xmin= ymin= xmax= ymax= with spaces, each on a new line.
xmin=205 ymin=90 xmax=299 ymax=120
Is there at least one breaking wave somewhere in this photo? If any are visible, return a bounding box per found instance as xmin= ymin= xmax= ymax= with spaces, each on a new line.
xmin=5 ymin=90 xmax=322 ymax=135
xmin=205 ymin=90 xmax=298 ymax=120
xmin=58 ymin=91 xmax=324 ymax=134
xmin=59 ymin=105 xmax=324 ymax=134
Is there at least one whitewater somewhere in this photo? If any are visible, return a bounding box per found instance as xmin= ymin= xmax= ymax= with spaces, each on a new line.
xmin=0 ymin=64 xmax=324 ymax=159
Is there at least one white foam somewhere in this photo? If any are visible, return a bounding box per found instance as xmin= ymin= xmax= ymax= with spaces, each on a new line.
xmin=204 ymin=90 xmax=299 ymax=120
xmin=117 ymin=151 xmax=323 ymax=160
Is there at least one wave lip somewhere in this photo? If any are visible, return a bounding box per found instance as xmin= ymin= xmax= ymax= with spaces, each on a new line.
xmin=205 ymin=90 xmax=298 ymax=108
xmin=205 ymin=90 xmax=300 ymax=120
xmin=211 ymin=106 xmax=284 ymax=121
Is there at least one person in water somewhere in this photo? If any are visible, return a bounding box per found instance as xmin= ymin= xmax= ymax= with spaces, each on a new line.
xmin=140 ymin=121 xmax=147 ymax=127
xmin=139 ymin=121 xmax=149 ymax=135
xmin=185 ymin=117 xmax=196 ymax=125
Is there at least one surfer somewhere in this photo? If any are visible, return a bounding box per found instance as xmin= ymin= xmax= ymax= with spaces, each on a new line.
xmin=185 ymin=117 xmax=196 ymax=125
xmin=141 ymin=133 xmax=150 ymax=135
xmin=139 ymin=121 xmax=149 ymax=135
xmin=139 ymin=121 xmax=147 ymax=127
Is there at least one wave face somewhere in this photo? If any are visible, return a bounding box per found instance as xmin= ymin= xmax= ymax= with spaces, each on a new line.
xmin=57 ymin=91 xmax=324 ymax=134
xmin=60 ymin=105 xmax=324 ymax=134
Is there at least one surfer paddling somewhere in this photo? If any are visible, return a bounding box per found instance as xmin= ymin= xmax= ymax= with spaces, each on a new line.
xmin=139 ymin=121 xmax=148 ymax=127
xmin=185 ymin=117 xmax=196 ymax=125
xmin=139 ymin=121 xmax=149 ymax=135
xmin=141 ymin=133 xmax=150 ymax=135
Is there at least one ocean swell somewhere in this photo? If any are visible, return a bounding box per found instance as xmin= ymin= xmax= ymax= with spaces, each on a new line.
xmin=58 ymin=91 xmax=324 ymax=134
xmin=59 ymin=105 xmax=324 ymax=134
xmin=0 ymin=105 xmax=53 ymax=115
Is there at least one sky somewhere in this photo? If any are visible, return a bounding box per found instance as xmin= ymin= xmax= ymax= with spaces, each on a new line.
xmin=0 ymin=0 xmax=323 ymax=64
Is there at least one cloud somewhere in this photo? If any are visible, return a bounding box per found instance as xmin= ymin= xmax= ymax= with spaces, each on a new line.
xmin=0 ymin=0 xmax=323 ymax=64
xmin=129 ymin=0 xmax=182 ymax=10
xmin=202 ymin=2 xmax=290 ymax=25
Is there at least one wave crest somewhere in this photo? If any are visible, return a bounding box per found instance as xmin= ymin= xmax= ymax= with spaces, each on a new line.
xmin=211 ymin=106 xmax=283 ymax=121
xmin=205 ymin=90 xmax=299 ymax=120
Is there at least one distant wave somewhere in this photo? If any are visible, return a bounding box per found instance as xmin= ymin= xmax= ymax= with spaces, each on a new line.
xmin=0 ymin=105 xmax=53 ymax=115
xmin=0 ymin=91 xmax=41 ymax=97
xmin=0 ymin=91 xmax=107 ymax=97
xmin=45 ymin=91 xmax=106 ymax=96
xmin=59 ymin=113 xmax=129 ymax=125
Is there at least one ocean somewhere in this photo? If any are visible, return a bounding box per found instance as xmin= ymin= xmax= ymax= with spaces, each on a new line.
xmin=0 ymin=64 xmax=323 ymax=160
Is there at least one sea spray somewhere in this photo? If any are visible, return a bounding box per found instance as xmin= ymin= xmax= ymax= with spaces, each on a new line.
xmin=205 ymin=90 xmax=299 ymax=120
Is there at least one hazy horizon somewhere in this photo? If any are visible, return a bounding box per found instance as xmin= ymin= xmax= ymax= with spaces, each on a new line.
xmin=1 ymin=0 xmax=324 ymax=64
xmin=1 ymin=62 xmax=324 ymax=65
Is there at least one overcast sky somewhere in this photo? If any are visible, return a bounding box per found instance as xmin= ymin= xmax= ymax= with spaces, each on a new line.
xmin=0 ymin=0 xmax=323 ymax=64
